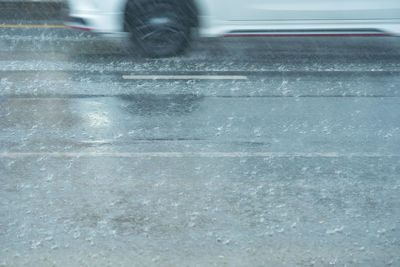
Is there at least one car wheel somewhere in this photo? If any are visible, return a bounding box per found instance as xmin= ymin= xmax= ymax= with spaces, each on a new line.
xmin=127 ymin=2 xmax=191 ymax=58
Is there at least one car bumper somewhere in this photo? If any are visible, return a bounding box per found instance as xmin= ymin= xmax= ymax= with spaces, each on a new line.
xmin=65 ymin=11 xmax=124 ymax=33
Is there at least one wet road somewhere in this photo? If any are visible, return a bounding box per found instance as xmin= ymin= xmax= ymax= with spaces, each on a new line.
xmin=1 ymin=24 xmax=400 ymax=266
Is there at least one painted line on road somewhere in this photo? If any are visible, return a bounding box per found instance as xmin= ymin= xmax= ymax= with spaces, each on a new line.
xmin=0 ymin=25 xmax=66 ymax=28
xmin=122 ymin=75 xmax=248 ymax=80
xmin=0 ymin=152 xmax=398 ymax=159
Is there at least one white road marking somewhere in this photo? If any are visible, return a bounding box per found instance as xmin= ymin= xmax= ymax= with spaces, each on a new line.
xmin=0 ymin=25 xmax=66 ymax=28
xmin=0 ymin=152 xmax=397 ymax=158
xmin=122 ymin=75 xmax=248 ymax=80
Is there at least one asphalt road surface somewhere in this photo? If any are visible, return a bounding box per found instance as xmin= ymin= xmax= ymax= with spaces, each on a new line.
xmin=1 ymin=19 xmax=400 ymax=266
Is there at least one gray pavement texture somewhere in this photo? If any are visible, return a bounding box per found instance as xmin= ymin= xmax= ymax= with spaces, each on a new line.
xmin=0 ymin=14 xmax=400 ymax=267
xmin=0 ymin=1 xmax=65 ymax=22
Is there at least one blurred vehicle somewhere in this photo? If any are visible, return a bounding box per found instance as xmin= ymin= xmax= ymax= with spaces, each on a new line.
xmin=66 ymin=0 xmax=400 ymax=57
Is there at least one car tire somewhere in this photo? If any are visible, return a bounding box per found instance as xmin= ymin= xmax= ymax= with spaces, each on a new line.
xmin=127 ymin=1 xmax=191 ymax=58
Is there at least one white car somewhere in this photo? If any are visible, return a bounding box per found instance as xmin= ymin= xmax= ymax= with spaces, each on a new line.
xmin=66 ymin=0 xmax=400 ymax=57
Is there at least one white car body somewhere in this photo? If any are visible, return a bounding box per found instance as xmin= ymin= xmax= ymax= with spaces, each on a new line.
xmin=67 ymin=0 xmax=400 ymax=37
